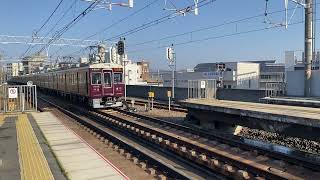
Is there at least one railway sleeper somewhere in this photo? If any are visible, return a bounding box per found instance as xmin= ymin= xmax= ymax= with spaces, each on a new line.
xmin=146 ymin=168 xmax=156 ymax=175
xmin=234 ymin=170 xmax=253 ymax=180
xmin=94 ymin=109 xmax=320 ymax=179
xmin=40 ymin=100 xmax=190 ymax=180
xmin=97 ymin=112 xmax=264 ymax=179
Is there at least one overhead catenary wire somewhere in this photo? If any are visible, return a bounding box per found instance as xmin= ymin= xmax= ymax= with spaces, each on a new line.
xmin=51 ymin=0 xmax=161 ymax=58
xmin=129 ymin=3 xmax=311 ymax=47
xmin=51 ymin=1 xmax=313 ymax=58
xmin=43 ymin=0 xmax=78 ymax=39
xmin=51 ymin=0 xmax=215 ymax=58
xmin=37 ymin=0 xmax=66 ymax=34
xmin=20 ymin=0 xmax=65 ymax=58
xmin=24 ymin=0 xmax=78 ymax=58
xmin=103 ymin=0 xmax=216 ymax=42
xmin=36 ymin=0 xmax=101 ymax=55
xmin=84 ymin=0 xmax=161 ymax=40
xmin=64 ymin=2 xmax=307 ymax=57
xmin=127 ymin=19 xmax=317 ymax=54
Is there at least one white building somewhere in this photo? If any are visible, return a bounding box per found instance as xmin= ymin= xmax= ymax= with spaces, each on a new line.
xmin=6 ymin=62 xmax=23 ymax=80
xmin=285 ymin=51 xmax=296 ymax=71
xmin=285 ymin=50 xmax=320 ymax=96
xmin=124 ymin=60 xmax=148 ymax=85
xmin=163 ymin=62 xmax=261 ymax=89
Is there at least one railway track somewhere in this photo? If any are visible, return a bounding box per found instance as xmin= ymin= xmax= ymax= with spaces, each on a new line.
xmin=96 ymin=108 xmax=320 ymax=179
xmin=111 ymin=107 xmax=320 ymax=168
xmin=39 ymin=95 xmax=320 ymax=179
xmin=38 ymin=96 xmax=224 ymax=180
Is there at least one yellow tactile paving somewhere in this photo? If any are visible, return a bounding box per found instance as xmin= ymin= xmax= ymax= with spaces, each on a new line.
xmin=16 ymin=114 xmax=54 ymax=180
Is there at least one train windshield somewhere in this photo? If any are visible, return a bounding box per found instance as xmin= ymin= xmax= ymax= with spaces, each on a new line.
xmin=113 ymin=73 xmax=123 ymax=83
xmin=104 ymin=72 xmax=112 ymax=87
xmin=91 ymin=73 xmax=101 ymax=85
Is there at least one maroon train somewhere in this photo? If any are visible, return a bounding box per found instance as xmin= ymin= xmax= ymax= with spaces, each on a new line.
xmin=11 ymin=63 xmax=125 ymax=108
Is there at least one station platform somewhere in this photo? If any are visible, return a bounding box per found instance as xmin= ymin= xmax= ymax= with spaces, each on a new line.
xmin=0 ymin=112 xmax=128 ymax=180
xmin=260 ymin=96 xmax=320 ymax=108
xmin=180 ymin=99 xmax=320 ymax=140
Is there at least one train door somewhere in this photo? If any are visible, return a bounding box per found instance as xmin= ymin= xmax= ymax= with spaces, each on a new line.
xmin=85 ymin=72 xmax=88 ymax=96
xmin=90 ymin=70 xmax=102 ymax=97
xmin=113 ymin=71 xmax=124 ymax=96
xmin=64 ymin=74 xmax=67 ymax=92
xmin=56 ymin=74 xmax=58 ymax=89
xmin=102 ymin=70 xmax=113 ymax=96
xmin=77 ymin=72 xmax=79 ymax=94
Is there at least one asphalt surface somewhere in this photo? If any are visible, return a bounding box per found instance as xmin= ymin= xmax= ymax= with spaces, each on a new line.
xmin=0 ymin=116 xmax=20 ymax=180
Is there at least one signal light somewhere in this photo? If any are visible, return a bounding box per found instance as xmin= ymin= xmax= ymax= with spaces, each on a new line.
xmin=117 ymin=40 xmax=125 ymax=55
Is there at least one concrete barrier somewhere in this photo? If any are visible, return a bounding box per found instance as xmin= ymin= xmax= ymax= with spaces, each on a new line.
xmin=126 ymin=85 xmax=265 ymax=103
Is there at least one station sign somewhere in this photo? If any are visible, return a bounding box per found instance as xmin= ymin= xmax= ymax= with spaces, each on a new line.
xmin=8 ymin=88 xmax=18 ymax=99
xmin=202 ymin=72 xmax=222 ymax=78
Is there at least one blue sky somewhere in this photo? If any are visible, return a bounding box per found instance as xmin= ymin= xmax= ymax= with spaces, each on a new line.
xmin=0 ymin=0 xmax=318 ymax=70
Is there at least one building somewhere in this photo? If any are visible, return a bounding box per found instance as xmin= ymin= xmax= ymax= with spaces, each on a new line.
xmin=137 ymin=61 xmax=150 ymax=82
xmin=161 ymin=60 xmax=285 ymax=90
xmin=105 ymin=46 xmax=123 ymax=65
xmin=163 ymin=61 xmax=261 ymax=89
xmin=22 ymin=54 xmax=45 ymax=74
xmin=285 ymin=50 xmax=320 ymax=96
xmin=258 ymin=62 xmax=285 ymax=90
xmin=0 ymin=65 xmax=6 ymax=84
xmin=124 ymin=60 xmax=150 ymax=85
xmin=6 ymin=62 xmax=23 ymax=80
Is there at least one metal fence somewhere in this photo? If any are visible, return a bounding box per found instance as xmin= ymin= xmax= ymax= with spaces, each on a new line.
xmin=0 ymin=85 xmax=37 ymax=113
xmin=265 ymin=82 xmax=286 ymax=97
xmin=188 ymin=79 xmax=217 ymax=99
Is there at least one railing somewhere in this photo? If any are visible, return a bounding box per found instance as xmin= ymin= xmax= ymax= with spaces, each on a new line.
xmin=0 ymin=84 xmax=37 ymax=113
xmin=188 ymin=79 xmax=217 ymax=99
xmin=265 ymin=82 xmax=286 ymax=97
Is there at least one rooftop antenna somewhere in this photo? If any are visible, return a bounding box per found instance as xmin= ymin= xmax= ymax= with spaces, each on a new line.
xmin=163 ymin=0 xmax=199 ymax=16
xmin=81 ymin=0 xmax=133 ymax=11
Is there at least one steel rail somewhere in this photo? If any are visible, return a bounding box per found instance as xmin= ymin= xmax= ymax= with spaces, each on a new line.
xmin=112 ymin=107 xmax=320 ymax=172
xmin=38 ymin=97 xmax=221 ymax=179
xmin=96 ymin=109 xmax=320 ymax=179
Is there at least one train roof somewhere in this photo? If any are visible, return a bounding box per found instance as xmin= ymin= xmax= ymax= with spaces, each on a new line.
xmin=50 ymin=63 xmax=123 ymax=74
xmin=88 ymin=63 xmax=123 ymax=69
xmin=17 ymin=63 xmax=123 ymax=77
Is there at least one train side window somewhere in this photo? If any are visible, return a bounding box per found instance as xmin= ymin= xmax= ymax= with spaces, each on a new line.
xmin=91 ymin=73 xmax=101 ymax=85
xmin=113 ymin=73 xmax=123 ymax=83
xmin=104 ymin=73 xmax=112 ymax=87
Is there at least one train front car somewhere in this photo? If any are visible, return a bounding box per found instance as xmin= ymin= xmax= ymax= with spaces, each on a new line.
xmin=89 ymin=63 xmax=124 ymax=108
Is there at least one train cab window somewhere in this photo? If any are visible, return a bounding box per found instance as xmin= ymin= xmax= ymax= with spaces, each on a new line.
xmin=113 ymin=73 xmax=123 ymax=83
xmin=91 ymin=73 xmax=102 ymax=85
xmin=104 ymin=73 xmax=112 ymax=87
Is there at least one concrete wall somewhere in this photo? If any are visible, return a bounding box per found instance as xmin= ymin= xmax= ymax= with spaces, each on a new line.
xmin=286 ymin=70 xmax=320 ymax=97
xmin=127 ymin=85 xmax=188 ymax=101
xmin=311 ymin=70 xmax=320 ymax=96
xmin=286 ymin=70 xmax=304 ymax=96
xmin=216 ymin=88 xmax=265 ymax=103
xmin=127 ymin=85 xmax=265 ymax=103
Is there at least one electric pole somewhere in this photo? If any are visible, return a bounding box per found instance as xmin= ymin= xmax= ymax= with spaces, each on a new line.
xmin=305 ymin=0 xmax=313 ymax=97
